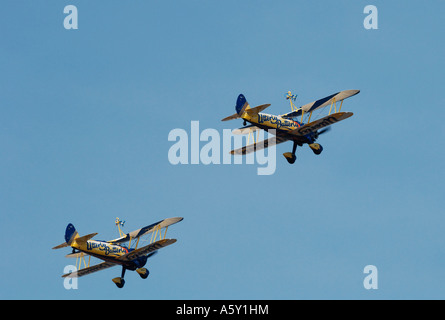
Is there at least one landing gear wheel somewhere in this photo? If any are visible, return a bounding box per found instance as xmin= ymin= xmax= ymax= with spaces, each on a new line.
xmin=283 ymin=142 xmax=298 ymax=164
xmin=287 ymin=155 xmax=296 ymax=164
xmin=137 ymin=268 xmax=149 ymax=279
xmin=283 ymin=152 xmax=296 ymax=164
xmin=309 ymin=143 xmax=323 ymax=155
xmin=112 ymin=277 xmax=125 ymax=288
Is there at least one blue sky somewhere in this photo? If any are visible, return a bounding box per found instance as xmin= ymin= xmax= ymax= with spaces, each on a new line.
xmin=1 ymin=1 xmax=444 ymax=299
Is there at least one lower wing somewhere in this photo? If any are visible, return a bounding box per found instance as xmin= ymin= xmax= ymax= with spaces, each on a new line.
xmin=230 ymin=135 xmax=289 ymax=155
xmin=62 ymin=261 xmax=116 ymax=278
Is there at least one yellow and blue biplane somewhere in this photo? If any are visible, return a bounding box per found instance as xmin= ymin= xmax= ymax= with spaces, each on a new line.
xmin=53 ymin=217 xmax=183 ymax=288
xmin=222 ymin=90 xmax=360 ymax=163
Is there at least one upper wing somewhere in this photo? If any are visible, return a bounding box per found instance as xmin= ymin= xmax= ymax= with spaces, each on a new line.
xmin=118 ymin=239 xmax=177 ymax=262
xmin=281 ymin=90 xmax=359 ymax=119
xmin=62 ymin=261 xmax=116 ymax=278
xmin=108 ymin=217 xmax=183 ymax=245
xmin=230 ymin=135 xmax=289 ymax=155
xmin=288 ymin=112 xmax=353 ymax=136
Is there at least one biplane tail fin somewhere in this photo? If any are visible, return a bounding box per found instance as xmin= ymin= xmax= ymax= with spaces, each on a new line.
xmin=65 ymin=223 xmax=79 ymax=245
xmin=235 ymin=94 xmax=250 ymax=115
xmin=64 ymin=223 xmax=97 ymax=245
xmin=52 ymin=223 xmax=78 ymax=249
xmin=222 ymin=94 xmax=271 ymax=121
xmin=221 ymin=94 xmax=250 ymax=121
xmin=236 ymin=94 xmax=271 ymax=116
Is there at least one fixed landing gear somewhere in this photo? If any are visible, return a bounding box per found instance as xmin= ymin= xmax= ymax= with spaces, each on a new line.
xmin=283 ymin=152 xmax=296 ymax=164
xmin=112 ymin=267 xmax=127 ymax=288
xmin=283 ymin=141 xmax=298 ymax=164
xmin=309 ymin=143 xmax=323 ymax=155
xmin=136 ymin=268 xmax=149 ymax=279
xmin=112 ymin=267 xmax=150 ymax=288
xmin=112 ymin=277 xmax=125 ymax=288
xmin=283 ymin=142 xmax=323 ymax=163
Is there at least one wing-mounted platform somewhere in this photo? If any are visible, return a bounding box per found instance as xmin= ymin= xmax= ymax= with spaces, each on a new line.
xmin=108 ymin=217 xmax=183 ymax=249
xmin=281 ymin=89 xmax=360 ymax=123
xmin=285 ymin=91 xmax=299 ymax=111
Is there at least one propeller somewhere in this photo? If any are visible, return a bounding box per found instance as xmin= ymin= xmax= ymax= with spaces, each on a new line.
xmin=318 ymin=127 xmax=331 ymax=135
xmin=314 ymin=127 xmax=331 ymax=139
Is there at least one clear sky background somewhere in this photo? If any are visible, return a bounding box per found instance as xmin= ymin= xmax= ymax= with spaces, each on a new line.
xmin=1 ymin=1 xmax=444 ymax=299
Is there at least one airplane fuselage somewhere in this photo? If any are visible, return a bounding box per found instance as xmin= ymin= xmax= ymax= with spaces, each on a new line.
xmin=71 ymin=239 xmax=128 ymax=261
xmin=243 ymin=112 xmax=302 ymax=131
xmin=84 ymin=240 xmax=128 ymax=258
xmin=71 ymin=240 xmax=147 ymax=270
xmin=242 ymin=112 xmax=322 ymax=147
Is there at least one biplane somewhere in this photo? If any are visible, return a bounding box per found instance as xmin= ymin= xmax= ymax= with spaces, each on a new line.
xmin=222 ymin=90 xmax=360 ymax=163
xmin=53 ymin=217 xmax=183 ymax=288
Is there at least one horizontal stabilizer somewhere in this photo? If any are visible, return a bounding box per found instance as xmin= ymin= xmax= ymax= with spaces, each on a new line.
xmin=52 ymin=242 xmax=69 ymax=250
xmin=75 ymin=232 xmax=98 ymax=244
xmin=245 ymin=104 xmax=271 ymax=116
xmin=221 ymin=113 xmax=241 ymax=122
xmin=222 ymin=103 xmax=270 ymax=121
